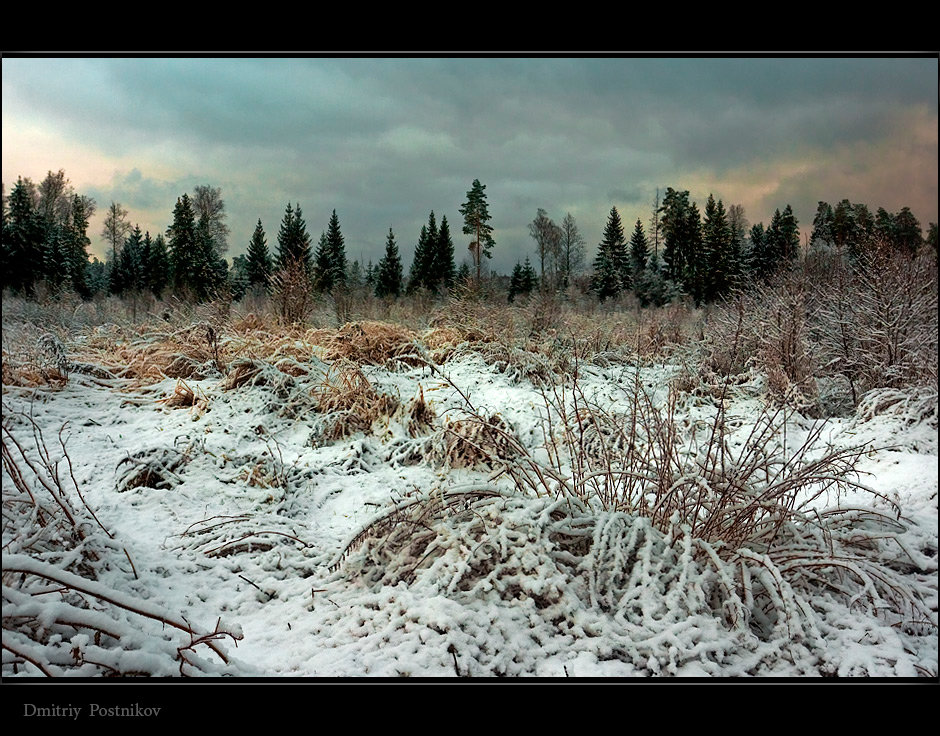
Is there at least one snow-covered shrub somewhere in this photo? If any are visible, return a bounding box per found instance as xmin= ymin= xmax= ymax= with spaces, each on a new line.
xmin=370 ymin=359 xmax=935 ymax=654
xmin=330 ymin=488 xmax=933 ymax=675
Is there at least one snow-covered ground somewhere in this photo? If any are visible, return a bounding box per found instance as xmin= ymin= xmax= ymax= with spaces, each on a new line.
xmin=2 ymin=328 xmax=937 ymax=679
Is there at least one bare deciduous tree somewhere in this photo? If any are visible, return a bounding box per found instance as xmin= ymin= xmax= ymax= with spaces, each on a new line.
xmin=192 ymin=184 xmax=230 ymax=256
xmin=529 ymin=208 xmax=562 ymax=292
xmin=100 ymin=201 xmax=132 ymax=263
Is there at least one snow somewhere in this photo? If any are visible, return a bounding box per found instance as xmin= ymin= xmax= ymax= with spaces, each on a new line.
xmin=2 ymin=330 xmax=937 ymax=681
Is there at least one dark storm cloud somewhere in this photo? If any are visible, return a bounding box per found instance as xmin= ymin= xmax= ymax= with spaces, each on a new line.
xmin=3 ymin=55 xmax=936 ymax=271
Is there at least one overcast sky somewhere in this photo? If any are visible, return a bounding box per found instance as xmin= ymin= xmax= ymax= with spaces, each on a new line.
xmin=2 ymin=55 xmax=937 ymax=274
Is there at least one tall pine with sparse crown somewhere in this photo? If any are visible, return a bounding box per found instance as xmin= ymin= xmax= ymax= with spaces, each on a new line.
xmin=459 ymin=179 xmax=495 ymax=284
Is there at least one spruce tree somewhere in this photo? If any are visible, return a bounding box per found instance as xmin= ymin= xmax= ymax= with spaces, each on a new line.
xmin=375 ymin=227 xmax=404 ymax=298
xmin=747 ymin=223 xmax=765 ymax=279
xmin=3 ymin=177 xmax=42 ymax=295
xmin=193 ymin=212 xmax=228 ymax=300
xmin=779 ymin=204 xmax=800 ymax=263
xmin=147 ymin=233 xmax=170 ymax=299
xmin=755 ymin=210 xmax=782 ymax=282
xmin=659 ymin=187 xmax=704 ymax=300
xmin=810 ymin=201 xmax=835 ymax=250
xmin=325 ymin=209 xmax=347 ymax=291
xmin=509 ymin=258 xmax=538 ymax=302
xmin=167 ymin=194 xmax=198 ymax=296
xmin=42 ymin=225 xmax=69 ymax=292
xmin=702 ymin=194 xmax=733 ymax=303
xmin=591 ymin=206 xmax=627 ymax=300
xmin=313 ymin=231 xmax=332 ymax=291
xmin=628 ymin=218 xmax=649 ymax=298
xmin=636 ymin=249 xmax=681 ymax=307
xmin=432 ymin=215 xmax=456 ymax=293
xmin=685 ymin=201 xmax=705 ymax=305
xmin=246 ymin=218 xmax=273 ymax=289
xmin=521 ymin=257 xmax=538 ymax=295
xmin=276 ymin=202 xmax=313 ymax=277
xmin=66 ymin=193 xmax=94 ymax=297
xmin=118 ymin=225 xmax=147 ymax=295
xmin=408 ymin=220 xmax=432 ymax=294
xmin=508 ymin=261 xmax=524 ymax=303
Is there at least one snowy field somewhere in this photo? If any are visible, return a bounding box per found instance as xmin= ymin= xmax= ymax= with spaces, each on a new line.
xmin=2 ymin=316 xmax=937 ymax=679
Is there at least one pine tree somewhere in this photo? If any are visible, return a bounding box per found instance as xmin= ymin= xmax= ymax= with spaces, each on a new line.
xmin=628 ymin=218 xmax=649 ymax=298
xmin=459 ymin=179 xmax=495 ymax=284
xmin=246 ymin=218 xmax=273 ymax=289
xmin=591 ymin=206 xmax=627 ymax=300
xmin=893 ymin=206 xmax=922 ymax=256
xmin=375 ymin=227 xmax=404 ymax=298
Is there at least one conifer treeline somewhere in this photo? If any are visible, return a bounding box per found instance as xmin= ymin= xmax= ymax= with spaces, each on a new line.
xmin=3 ymin=169 xmax=936 ymax=306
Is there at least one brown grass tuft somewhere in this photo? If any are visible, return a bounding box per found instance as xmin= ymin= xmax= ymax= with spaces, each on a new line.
xmin=320 ymin=321 xmax=420 ymax=366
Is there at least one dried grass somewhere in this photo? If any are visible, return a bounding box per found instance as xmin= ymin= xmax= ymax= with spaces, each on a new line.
xmin=320 ymin=321 xmax=420 ymax=366
xmin=310 ymin=363 xmax=401 ymax=443
xmin=159 ymin=379 xmax=209 ymax=416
